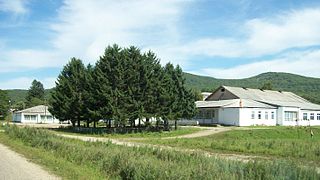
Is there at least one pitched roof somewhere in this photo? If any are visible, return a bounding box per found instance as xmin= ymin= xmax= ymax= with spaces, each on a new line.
xmin=196 ymin=99 xmax=276 ymax=109
xmin=16 ymin=105 xmax=51 ymax=114
xmin=207 ymin=86 xmax=320 ymax=110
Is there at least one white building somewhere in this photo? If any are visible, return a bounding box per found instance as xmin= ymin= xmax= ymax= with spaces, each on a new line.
xmin=12 ymin=105 xmax=59 ymax=124
xmin=195 ymin=86 xmax=320 ymax=126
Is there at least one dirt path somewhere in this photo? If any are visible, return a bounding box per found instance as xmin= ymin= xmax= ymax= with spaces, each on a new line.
xmin=57 ymin=133 xmax=267 ymax=162
xmin=166 ymin=127 xmax=235 ymax=139
xmin=58 ymin=127 xmax=320 ymax=174
xmin=0 ymin=143 xmax=60 ymax=180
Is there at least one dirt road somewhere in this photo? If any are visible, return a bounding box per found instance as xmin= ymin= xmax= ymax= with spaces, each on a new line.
xmin=0 ymin=143 xmax=59 ymax=180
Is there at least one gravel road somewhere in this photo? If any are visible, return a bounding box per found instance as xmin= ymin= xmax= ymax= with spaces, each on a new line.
xmin=0 ymin=143 xmax=59 ymax=180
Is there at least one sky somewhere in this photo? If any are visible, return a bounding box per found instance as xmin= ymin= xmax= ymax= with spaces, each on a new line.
xmin=1 ymin=0 xmax=320 ymax=89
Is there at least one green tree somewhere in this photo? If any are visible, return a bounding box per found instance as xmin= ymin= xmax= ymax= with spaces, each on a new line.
xmin=26 ymin=80 xmax=45 ymax=107
xmin=26 ymin=80 xmax=45 ymax=101
xmin=261 ymin=82 xmax=273 ymax=90
xmin=0 ymin=90 xmax=10 ymax=120
xmin=49 ymin=58 xmax=87 ymax=127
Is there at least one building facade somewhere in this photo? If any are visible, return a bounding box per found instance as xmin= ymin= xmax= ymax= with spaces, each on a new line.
xmin=195 ymin=86 xmax=320 ymax=126
xmin=13 ymin=105 xmax=59 ymax=124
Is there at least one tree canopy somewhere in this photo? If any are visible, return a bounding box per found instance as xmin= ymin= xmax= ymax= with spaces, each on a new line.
xmin=49 ymin=45 xmax=197 ymax=128
xmin=26 ymin=79 xmax=45 ymax=107
xmin=0 ymin=89 xmax=10 ymax=120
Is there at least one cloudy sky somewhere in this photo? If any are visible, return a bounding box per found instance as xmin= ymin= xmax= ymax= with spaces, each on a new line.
xmin=1 ymin=0 xmax=320 ymax=89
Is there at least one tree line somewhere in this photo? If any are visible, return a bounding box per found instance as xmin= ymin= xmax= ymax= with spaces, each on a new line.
xmin=49 ymin=44 xmax=198 ymax=128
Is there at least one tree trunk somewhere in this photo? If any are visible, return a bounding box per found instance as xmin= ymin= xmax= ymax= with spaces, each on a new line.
xmin=77 ymin=120 xmax=80 ymax=127
xmin=138 ymin=118 xmax=141 ymax=127
xmin=108 ymin=119 xmax=111 ymax=128
xmin=94 ymin=121 xmax=96 ymax=128
xmin=175 ymin=120 xmax=177 ymax=130
xmin=72 ymin=121 xmax=75 ymax=127
xmin=86 ymin=121 xmax=90 ymax=128
xmin=146 ymin=118 xmax=150 ymax=127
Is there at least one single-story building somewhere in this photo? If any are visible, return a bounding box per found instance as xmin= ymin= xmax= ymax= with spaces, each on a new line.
xmin=195 ymin=86 xmax=320 ymax=126
xmin=12 ymin=105 xmax=59 ymax=124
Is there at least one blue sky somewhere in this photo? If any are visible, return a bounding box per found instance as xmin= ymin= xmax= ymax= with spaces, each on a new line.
xmin=1 ymin=0 xmax=320 ymax=89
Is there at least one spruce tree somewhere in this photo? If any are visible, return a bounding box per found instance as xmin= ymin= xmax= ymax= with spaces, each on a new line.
xmin=26 ymin=80 xmax=45 ymax=107
xmin=49 ymin=58 xmax=87 ymax=127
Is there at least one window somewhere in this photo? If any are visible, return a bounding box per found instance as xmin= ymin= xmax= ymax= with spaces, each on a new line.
xmin=271 ymin=112 xmax=275 ymax=119
xmin=310 ymin=113 xmax=315 ymax=120
xmin=284 ymin=111 xmax=297 ymax=121
xmin=258 ymin=111 xmax=262 ymax=119
xmin=24 ymin=115 xmax=37 ymax=121
xmin=303 ymin=113 xmax=308 ymax=120
xmin=317 ymin=113 xmax=320 ymax=120
xmin=265 ymin=112 xmax=268 ymax=120
xmin=251 ymin=111 xmax=255 ymax=119
xmin=24 ymin=115 xmax=30 ymax=120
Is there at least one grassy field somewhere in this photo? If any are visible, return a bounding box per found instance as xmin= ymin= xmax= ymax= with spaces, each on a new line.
xmin=136 ymin=126 xmax=320 ymax=165
xmin=51 ymin=126 xmax=201 ymax=139
xmin=1 ymin=125 xmax=319 ymax=179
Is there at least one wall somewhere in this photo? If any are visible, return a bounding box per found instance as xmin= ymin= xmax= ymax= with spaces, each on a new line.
xmin=218 ymin=108 xmax=240 ymax=126
xmin=239 ymin=108 xmax=277 ymax=126
xmin=206 ymin=88 xmax=238 ymax=101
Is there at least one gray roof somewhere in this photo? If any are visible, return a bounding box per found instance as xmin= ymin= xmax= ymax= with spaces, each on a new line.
xmin=16 ymin=105 xmax=52 ymax=115
xmin=196 ymin=99 xmax=276 ymax=109
xmin=211 ymin=86 xmax=320 ymax=110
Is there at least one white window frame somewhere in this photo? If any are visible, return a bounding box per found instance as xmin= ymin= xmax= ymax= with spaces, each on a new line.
xmin=310 ymin=113 xmax=315 ymax=120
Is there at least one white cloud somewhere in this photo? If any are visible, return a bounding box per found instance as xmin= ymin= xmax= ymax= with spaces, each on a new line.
xmin=0 ymin=77 xmax=56 ymax=90
xmin=0 ymin=0 xmax=191 ymax=72
xmin=164 ymin=8 xmax=320 ymax=58
xmin=195 ymin=50 xmax=320 ymax=79
xmin=50 ymin=0 xmax=189 ymax=64
xmin=0 ymin=0 xmax=28 ymax=15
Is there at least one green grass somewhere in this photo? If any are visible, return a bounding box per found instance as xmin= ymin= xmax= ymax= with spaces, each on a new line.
xmin=0 ymin=133 xmax=105 ymax=179
xmin=2 ymin=125 xmax=319 ymax=179
xmin=51 ymin=126 xmax=201 ymax=139
xmin=137 ymin=126 xmax=320 ymax=164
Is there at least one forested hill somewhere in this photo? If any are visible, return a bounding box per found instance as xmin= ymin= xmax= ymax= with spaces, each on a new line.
xmin=4 ymin=72 xmax=320 ymax=104
xmin=184 ymin=72 xmax=320 ymax=104
xmin=5 ymin=89 xmax=52 ymax=104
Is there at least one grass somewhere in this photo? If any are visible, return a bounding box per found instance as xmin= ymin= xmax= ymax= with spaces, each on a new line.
xmin=2 ymin=125 xmax=319 ymax=179
xmin=50 ymin=126 xmax=201 ymax=139
xmin=137 ymin=126 xmax=320 ymax=165
xmin=0 ymin=132 xmax=105 ymax=179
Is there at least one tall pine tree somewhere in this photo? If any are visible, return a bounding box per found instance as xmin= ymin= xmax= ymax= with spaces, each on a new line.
xmin=49 ymin=58 xmax=87 ymax=127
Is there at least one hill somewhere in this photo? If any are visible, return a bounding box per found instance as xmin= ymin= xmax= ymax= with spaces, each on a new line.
xmin=3 ymin=72 xmax=320 ymax=104
xmin=184 ymin=72 xmax=320 ymax=104
xmin=5 ymin=89 xmax=53 ymax=104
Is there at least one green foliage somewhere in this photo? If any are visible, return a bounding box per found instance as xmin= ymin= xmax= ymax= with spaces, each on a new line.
xmin=53 ymin=44 xmax=197 ymax=127
xmin=141 ymin=127 xmax=320 ymax=164
xmin=4 ymin=126 xmax=320 ymax=179
xmin=26 ymin=80 xmax=45 ymax=102
xmin=52 ymin=127 xmax=201 ymax=138
xmin=49 ymin=58 xmax=87 ymax=127
xmin=184 ymin=72 xmax=320 ymax=104
xmin=261 ymin=81 xmax=273 ymax=90
xmin=0 ymin=90 xmax=10 ymax=120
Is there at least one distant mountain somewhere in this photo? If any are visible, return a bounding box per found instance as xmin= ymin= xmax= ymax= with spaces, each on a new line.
xmin=5 ymin=89 xmax=52 ymax=104
xmin=184 ymin=72 xmax=320 ymax=104
xmin=4 ymin=72 xmax=320 ymax=104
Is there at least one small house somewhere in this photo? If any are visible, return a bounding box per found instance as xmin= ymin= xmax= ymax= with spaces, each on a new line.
xmin=12 ymin=105 xmax=59 ymax=124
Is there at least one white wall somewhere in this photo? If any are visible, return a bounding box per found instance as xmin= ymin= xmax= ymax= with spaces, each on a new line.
xmin=218 ymin=108 xmax=240 ymax=126
xmin=13 ymin=112 xmax=59 ymax=124
xmin=297 ymin=110 xmax=320 ymax=126
xmin=239 ymin=108 xmax=277 ymax=126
